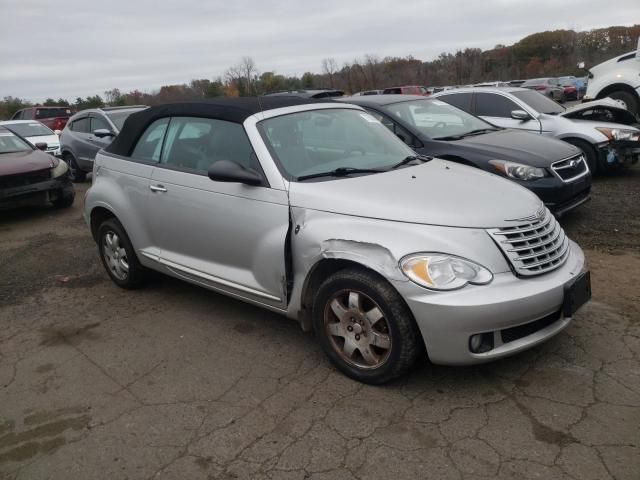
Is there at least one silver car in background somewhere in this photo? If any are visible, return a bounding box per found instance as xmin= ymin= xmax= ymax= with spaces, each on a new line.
xmin=433 ymin=87 xmax=640 ymax=172
xmin=84 ymin=97 xmax=591 ymax=384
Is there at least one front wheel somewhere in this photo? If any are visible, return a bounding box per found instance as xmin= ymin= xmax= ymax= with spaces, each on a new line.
xmin=312 ymin=268 xmax=423 ymax=384
xmin=63 ymin=153 xmax=86 ymax=183
xmin=564 ymin=138 xmax=600 ymax=174
xmin=607 ymin=91 xmax=639 ymax=119
xmin=51 ymin=191 xmax=75 ymax=208
xmin=97 ymin=218 xmax=148 ymax=289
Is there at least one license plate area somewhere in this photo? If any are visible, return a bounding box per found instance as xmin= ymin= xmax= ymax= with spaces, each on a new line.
xmin=563 ymin=270 xmax=591 ymax=317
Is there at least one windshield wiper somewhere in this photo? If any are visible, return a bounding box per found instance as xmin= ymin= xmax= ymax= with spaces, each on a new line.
xmin=433 ymin=128 xmax=497 ymax=141
xmin=297 ymin=167 xmax=385 ymax=181
xmin=389 ymin=154 xmax=432 ymax=170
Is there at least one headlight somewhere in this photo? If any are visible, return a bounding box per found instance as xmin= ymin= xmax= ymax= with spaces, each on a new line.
xmin=400 ymin=254 xmax=493 ymax=291
xmin=488 ymin=160 xmax=548 ymax=181
xmin=51 ymin=159 xmax=69 ymax=178
xmin=595 ymin=127 xmax=640 ymax=142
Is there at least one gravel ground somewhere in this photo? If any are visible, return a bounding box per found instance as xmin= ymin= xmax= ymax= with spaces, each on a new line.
xmin=0 ymin=166 xmax=639 ymax=480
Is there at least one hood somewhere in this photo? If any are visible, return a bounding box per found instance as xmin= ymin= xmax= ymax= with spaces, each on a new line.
xmin=591 ymin=50 xmax=637 ymax=74
xmin=24 ymin=134 xmax=60 ymax=148
xmin=0 ymin=150 xmax=57 ymax=176
xmin=453 ymin=129 xmax=579 ymax=166
xmin=559 ymin=98 xmax=638 ymax=127
xmin=288 ymin=159 xmax=543 ymax=229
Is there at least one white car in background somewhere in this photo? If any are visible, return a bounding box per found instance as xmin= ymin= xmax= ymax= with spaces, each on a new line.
xmin=0 ymin=120 xmax=61 ymax=156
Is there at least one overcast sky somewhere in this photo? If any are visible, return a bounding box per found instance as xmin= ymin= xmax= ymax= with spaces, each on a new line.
xmin=1 ymin=0 xmax=638 ymax=101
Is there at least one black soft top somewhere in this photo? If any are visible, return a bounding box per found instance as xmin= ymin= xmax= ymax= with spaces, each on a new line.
xmin=105 ymin=96 xmax=334 ymax=157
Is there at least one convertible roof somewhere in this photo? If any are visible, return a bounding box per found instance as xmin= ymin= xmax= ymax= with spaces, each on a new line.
xmin=105 ymin=96 xmax=333 ymax=157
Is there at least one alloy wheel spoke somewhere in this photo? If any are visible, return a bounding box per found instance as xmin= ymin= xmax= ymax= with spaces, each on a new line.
xmin=369 ymin=330 xmax=391 ymax=350
xmin=327 ymin=322 xmax=344 ymax=338
xmin=119 ymin=258 xmax=129 ymax=273
xmin=365 ymin=306 xmax=384 ymax=327
xmin=112 ymin=235 xmax=121 ymax=250
xmin=359 ymin=346 xmax=380 ymax=366
xmin=330 ymin=298 xmax=349 ymax=322
xmin=105 ymin=235 xmax=113 ymax=249
xmin=347 ymin=291 xmax=361 ymax=312
xmin=343 ymin=338 xmax=357 ymax=358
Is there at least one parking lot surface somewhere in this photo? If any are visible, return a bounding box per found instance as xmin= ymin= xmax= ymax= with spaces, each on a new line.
xmin=1 ymin=168 xmax=639 ymax=480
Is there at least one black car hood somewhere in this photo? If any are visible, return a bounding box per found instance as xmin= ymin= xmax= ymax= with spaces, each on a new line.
xmin=451 ymin=129 xmax=579 ymax=167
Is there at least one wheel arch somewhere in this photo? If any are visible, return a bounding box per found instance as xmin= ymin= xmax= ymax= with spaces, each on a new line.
xmin=89 ymin=206 xmax=117 ymax=242
xmin=597 ymin=83 xmax=639 ymax=101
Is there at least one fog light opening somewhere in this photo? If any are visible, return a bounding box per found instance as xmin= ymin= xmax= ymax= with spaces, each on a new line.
xmin=469 ymin=333 xmax=494 ymax=354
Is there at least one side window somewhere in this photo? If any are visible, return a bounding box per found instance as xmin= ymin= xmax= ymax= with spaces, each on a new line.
xmin=475 ymin=93 xmax=520 ymax=118
xmin=91 ymin=115 xmax=111 ymax=132
xmin=11 ymin=110 xmax=23 ymax=120
xmin=366 ymin=110 xmax=419 ymax=148
xmin=161 ymin=117 xmax=256 ymax=174
xmin=438 ymin=93 xmax=472 ymax=112
xmin=20 ymin=108 xmax=33 ymax=119
xmin=131 ymin=118 xmax=169 ymax=162
xmin=71 ymin=117 xmax=90 ymax=133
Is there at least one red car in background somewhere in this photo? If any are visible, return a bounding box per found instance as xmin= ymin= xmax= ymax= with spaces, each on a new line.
xmin=10 ymin=106 xmax=73 ymax=132
xmin=383 ymin=85 xmax=429 ymax=95
xmin=559 ymin=79 xmax=579 ymax=101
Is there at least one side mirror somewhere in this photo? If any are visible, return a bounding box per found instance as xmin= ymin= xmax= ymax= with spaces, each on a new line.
xmin=93 ymin=129 xmax=115 ymax=138
xmin=208 ymin=160 xmax=262 ymax=186
xmin=35 ymin=142 xmax=47 ymax=151
xmin=577 ymin=61 xmax=586 ymax=69
xmin=511 ymin=109 xmax=531 ymax=121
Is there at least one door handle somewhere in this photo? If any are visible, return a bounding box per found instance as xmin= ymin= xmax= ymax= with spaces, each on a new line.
xmin=150 ymin=184 xmax=167 ymax=193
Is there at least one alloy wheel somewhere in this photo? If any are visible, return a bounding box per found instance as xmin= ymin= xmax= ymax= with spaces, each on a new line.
xmin=324 ymin=289 xmax=392 ymax=369
xmin=102 ymin=231 xmax=129 ymax=281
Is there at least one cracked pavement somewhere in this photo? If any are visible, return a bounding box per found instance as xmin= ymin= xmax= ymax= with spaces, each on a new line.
xmin=1 ymin=169 xmax=639 ymax=480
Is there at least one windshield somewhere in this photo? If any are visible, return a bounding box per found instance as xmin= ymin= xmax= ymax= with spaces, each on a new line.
xmin=512 ymin=90 xmax=565 ymax=115
xmin=106 ymin=109 xmax=145 ymax=131
xmin=34 ymin=108 xmax=71 ymax=119
xmin=3 ymin=122 xmax=53 ymax=137
xmin=258 ymin=108 xmax=415 ymax=180
xmin=384 ymin=99 xmax=494 ymax=140
xmin=0 ymin=131 xmax=33 ymax=154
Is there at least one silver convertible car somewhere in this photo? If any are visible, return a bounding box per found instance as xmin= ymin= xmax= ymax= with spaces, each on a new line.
xmin=84 ymin=97 xmax=591 ymax=384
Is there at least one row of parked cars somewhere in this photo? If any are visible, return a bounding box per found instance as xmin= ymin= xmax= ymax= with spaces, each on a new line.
xmin=1 ymin=47 xmax=638 ymax=384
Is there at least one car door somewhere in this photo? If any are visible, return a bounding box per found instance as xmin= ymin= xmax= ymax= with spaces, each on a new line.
xmin=68 ymin=116 xmax=95 ymax=170
xmin=148 ymin=116 xmax=290 ymax=310
xmin=473 ymin=92 xmax=541 ymax=133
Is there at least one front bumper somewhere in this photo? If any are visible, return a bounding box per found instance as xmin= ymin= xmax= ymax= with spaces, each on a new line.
xmin=0 ymin=173 xmax=73 ymax=209
xmin=520 ymin=173 xmax=591 ymax=216
xmin=597 ymin=140 xmax=640 ymax=168
xmin=393 ymin=240 xmax=586 ymax=365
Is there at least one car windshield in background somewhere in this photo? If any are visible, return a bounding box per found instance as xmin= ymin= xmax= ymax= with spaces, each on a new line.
xmin=0 ymin=131 xmax=33 ymax=154
xmin=258 ymin=108 xmax=415 ymax=180
xmin=106 ymin=109 xmax=145 ymax=131
xmin=384 ymin=99 xmax=494 ymax=140
xmin=512 ymin=90 xmax=565 ymax=115
xmin=521 ymin=78 xmax=546 ymax=86
xmin=4 ymin=122 xmax=53 ymax=137
xmin=34 ymin=108 xmax=71 ymax=119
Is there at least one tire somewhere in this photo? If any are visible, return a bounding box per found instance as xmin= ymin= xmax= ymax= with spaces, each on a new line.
xmin=63 ymin=153 xmax=86 ymax=183
xmin=563 ymin=138 xmax=601 ymax=174
xmin=51 ymin=191 xmax=75 ymax=208
xmin=97 ymin=218 xmax=148 ymax=289
xmin=312 ymin=267 xmax=423 ymax=384
xmin=607 ymin=91 xmax=639 ymax=119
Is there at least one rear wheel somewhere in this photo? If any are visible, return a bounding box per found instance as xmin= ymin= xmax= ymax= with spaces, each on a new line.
xmin=312 ymin=268 xmax=423 ymax=384
xmin=607 ymin=91 xmax=639 ymax=119
xmin=564 ymin=138 xmax=600 ymax=174
xmin=63 ymin=153 xmax=86 ymax=183
xmin=97 ymin=218 xmax=148 ymax=289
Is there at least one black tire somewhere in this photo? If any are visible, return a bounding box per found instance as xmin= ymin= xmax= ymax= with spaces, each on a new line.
xmin=63 ymin=153 xmax=86 ymax=183
xmin=607 ymin=91 xmax=639 ymax=119
xmin=97 ymin=218 xmax=148 ymax=289
xmin=312 ymin=267 xmax=423 ymax=384
xmin=51 ymin=192 xmax=75 ymax=208
xmin=563 ymin=138 xmax=601 ymax=174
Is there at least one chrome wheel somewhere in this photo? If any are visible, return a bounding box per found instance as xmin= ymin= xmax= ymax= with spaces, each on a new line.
xmin=324 ymin=289 xmax=392 ymax=369
xmin=102 ymin=231 xmax=129 ymax=281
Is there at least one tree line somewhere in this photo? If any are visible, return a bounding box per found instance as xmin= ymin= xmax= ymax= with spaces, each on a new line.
xmin=1 ymin=24 xmax=638 ymax=119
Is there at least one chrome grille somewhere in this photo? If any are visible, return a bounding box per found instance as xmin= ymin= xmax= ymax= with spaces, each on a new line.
xmin=551 ymin=154 xmax=589 ymax=182
xmin=488 ymin=208 xmax=569 ymax=276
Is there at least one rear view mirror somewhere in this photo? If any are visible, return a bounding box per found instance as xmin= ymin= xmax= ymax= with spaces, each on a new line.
xmin=208 ymin=160 xmax=262 ymax=186
xmin=35 ymin=142 xmax=47 ymax=151
xmin=577 ymin=61 xmax=586 ymax=69
xmin=93 ymin=129 xmax=115 ymax=138
xmin=511 ymin=110 xmax=531 ymax=121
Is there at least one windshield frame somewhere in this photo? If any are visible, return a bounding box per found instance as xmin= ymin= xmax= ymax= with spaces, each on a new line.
xmin=380 ymin=98 xmax=497 ymax=141
xmin=255 ymin=106 xmax=417 ymax=182
xmin=106 ymin=108 xmax=146 ymax=131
